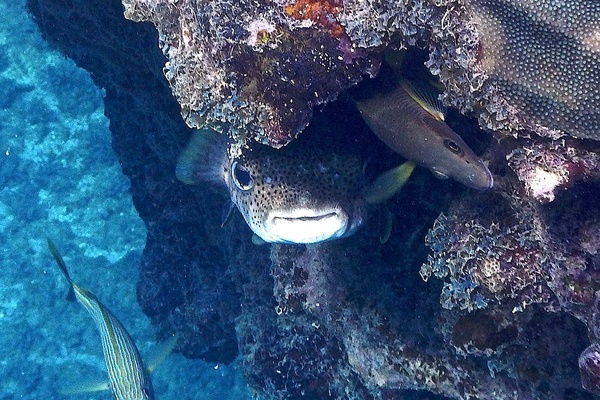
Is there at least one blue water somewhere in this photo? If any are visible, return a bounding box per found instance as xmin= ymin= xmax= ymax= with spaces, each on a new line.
xmin=0 ymin=1 xmax=251 ymax=398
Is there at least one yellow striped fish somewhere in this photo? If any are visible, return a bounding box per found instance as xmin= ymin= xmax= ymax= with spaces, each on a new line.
xmin=48 ymin=240 xmax=157 ymax=400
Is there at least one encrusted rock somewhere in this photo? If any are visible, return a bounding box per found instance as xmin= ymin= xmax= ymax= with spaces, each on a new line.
xmin=507 ymin=138 xmax=600 ymax=203
xmin=121 ymin=0 xmax=600 ymax=145
xmin=579 ymin=343 xmax=600 ymax=395
xmin=122 ymin=0 xmax=379 ymax=148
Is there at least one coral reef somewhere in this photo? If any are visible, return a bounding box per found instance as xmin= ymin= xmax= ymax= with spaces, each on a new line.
xmin=507 ymin=138 xmax=600 ymax=203
xmin=120 ymin=0 xmax=600 ymax=145
xmin=121 ymin=0 xmax=379 ymax=148
xmin=465 ymin=0 xmax=600 ymax=140
xmin=28 ymin=0 xmax=600 ymax=399
xmin=421 ymin=179 xmax=600 ymax=397
xmin=421 ymin=174 xmax=600 ymax=317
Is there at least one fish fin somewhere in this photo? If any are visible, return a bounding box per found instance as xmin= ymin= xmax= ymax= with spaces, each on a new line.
xmin=145 ymin=334 xmax=179 ymax=374
xmin=378 ymin=204 xmax=393 ymax=244
xmin=221 ymin=201 xmax=236 ymax=228
xmin=364 ymin=161 xmax=416 ymax=204
xmin=59 ymin=377 xmax=110 ymax=394
xmin=251 ymin=234 xmax=267 ymax=245
xmin=47 ymin=239 xmax=76 ymax=301
xmin=176 ymin=129 xmax=229 ymax=185
xmin=400 ymin=80 xmax=446 ymax=121
xmin=65 ymin=286 xmax=76 ymax=302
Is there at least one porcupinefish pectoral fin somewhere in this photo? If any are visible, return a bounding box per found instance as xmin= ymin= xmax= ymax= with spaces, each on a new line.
xmin=400 ymin=79 xmax=446 ymax=121
xmin=221 ymin=201 xmax=236 ymax=228
xmin=252 ymin=233 xmax=268 ymax=245
xmin=176 ymin=129 xmax=229 ymax=186
xmin=364 ymin=161 xmax=416 ymax=204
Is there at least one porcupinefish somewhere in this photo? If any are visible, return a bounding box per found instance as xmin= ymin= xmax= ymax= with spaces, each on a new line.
xmin=47 ymin=240 xmax=177 ymax=400
xmin=176 ymin=122 xmax=413 ymax=244
xmin=356 ymin=79 xmax=494 ymax=190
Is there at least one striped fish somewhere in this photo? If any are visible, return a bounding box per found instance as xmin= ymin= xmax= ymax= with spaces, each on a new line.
xmin=48 ymin=239 xmax=155 ymax=400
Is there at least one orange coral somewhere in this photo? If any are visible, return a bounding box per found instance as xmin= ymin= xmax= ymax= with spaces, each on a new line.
xmin=284 ymin=0 xmax=344 ymax=38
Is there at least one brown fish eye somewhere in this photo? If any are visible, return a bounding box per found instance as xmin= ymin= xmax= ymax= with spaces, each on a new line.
xmin=231 ymin=161 xmax=254 ymax=191
xmin=443 ymin=139 xmax=462 ymax=154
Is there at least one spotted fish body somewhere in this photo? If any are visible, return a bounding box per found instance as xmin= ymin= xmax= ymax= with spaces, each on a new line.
xmin=47 ymin=240 xmax=154 ymax=400
xmin=228 ymin=140 xmax=369 ymax=243
xmin=177 ymin=128 xmax=371 ymax=244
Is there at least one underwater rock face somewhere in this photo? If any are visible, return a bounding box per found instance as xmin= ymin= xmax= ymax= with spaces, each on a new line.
xmin=120 ymin=0 xmax=491 ymax=147
xmin=421 ymin=181 xmax=600 ymax=316
xmin=507 ymin=138 xmax=600 ymax=203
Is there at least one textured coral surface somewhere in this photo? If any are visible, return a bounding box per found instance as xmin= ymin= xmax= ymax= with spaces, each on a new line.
xmin=122 ymin=0 xmax=600 ymax=145
xmin=466 ymin=0 xmax=600 ymax=140
xmin=122 ymin=0 xmax=378 ymax=148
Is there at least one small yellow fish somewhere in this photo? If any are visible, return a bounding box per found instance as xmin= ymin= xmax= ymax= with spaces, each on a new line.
xmin=48 ymin=240 xmax=176 ymax=400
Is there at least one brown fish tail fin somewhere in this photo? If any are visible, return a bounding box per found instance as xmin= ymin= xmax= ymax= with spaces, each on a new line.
xmin=47 ymin=239 xmax=76 ymax=301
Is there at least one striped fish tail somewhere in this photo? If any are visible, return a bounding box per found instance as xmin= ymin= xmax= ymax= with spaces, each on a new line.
xmin=47 ymin=239 xmax=76 ymax=301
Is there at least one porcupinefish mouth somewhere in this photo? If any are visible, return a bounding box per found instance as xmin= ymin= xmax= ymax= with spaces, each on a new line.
xmin=262 ymin=208 xmax=349 ymax=244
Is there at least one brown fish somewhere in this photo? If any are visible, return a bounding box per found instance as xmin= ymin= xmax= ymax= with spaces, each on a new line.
xmin=356 ymin=79 xmax=494 ymax=190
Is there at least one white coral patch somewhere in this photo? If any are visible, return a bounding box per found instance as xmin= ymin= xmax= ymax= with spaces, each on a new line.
xmin=246 ymin=19 xmax=276 ymax=50
xmin=526 ymin=166 xmax=565 ymax=202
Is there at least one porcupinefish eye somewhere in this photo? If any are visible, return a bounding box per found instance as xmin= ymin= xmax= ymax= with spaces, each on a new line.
xmin=443 ymin=139 xmax=462 ymax=155
xmin=231 ymin=161 xmax=254 ymax=191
